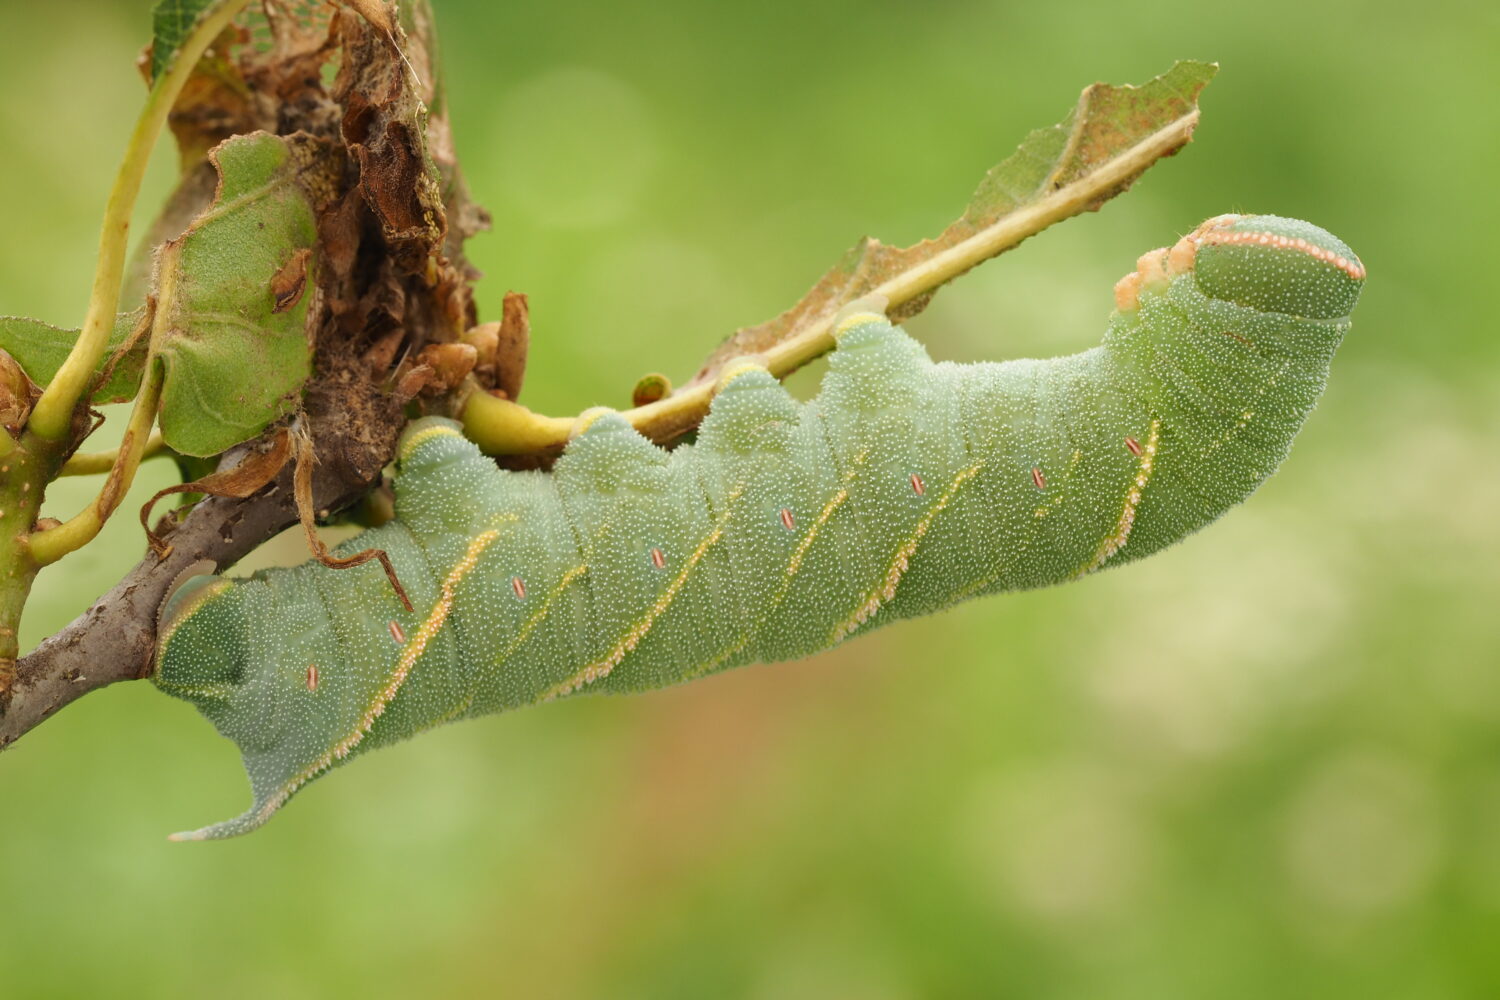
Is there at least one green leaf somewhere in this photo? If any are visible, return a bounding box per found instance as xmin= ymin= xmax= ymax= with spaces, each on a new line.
xmin=149 ymin=0 xmax=229 ymax=83
xmin=0 ymin=310 xmax=150 ymax=404
xmin=150 ymin=0 xmax=400 ymax=84
xmin=689 ymin=60 xmax=1218 ymax=391
xmin=151 ymin=131 xmax=325 ymax=457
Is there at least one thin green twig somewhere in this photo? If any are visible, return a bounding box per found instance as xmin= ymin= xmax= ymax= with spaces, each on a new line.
xmin=27 ymin=0 xmax=252 ymax=441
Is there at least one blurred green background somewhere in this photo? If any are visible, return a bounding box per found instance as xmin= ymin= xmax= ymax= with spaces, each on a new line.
xmin=3 ymin=0 xmax=1499 ymax=996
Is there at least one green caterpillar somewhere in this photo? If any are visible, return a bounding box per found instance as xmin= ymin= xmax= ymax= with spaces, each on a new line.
xmin=155 ymin=214 xmax=1365 ymax=839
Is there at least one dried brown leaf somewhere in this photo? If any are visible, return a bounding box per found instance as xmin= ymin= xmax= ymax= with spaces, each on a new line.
xmin=139 ymin=427 xmax=294 ymax=556
xmin=493 ymin=292 xmax=530 ymax=401
xmin=337 ymin=0 xmax=395 ymax=37
xmin=332 ymin=8 xmax=446 ymax=274
xmin=689 ymin=61 xmax=1217 ymax=389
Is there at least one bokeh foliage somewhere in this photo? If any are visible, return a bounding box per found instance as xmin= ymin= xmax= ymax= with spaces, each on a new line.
xmin=2 ymin=0 xmax=1497 ymax=996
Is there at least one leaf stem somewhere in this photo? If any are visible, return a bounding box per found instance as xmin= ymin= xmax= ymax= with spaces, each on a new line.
xmin=59 ymin=431 xmax=167 ymax=477
xmin=26 ymin=0 xmax=253 ymax=442
xmin=463 ymin=108 xmax=1201 ymax=456
xmin=28 ymin=366 xmax=164 ymax=567
xmin=461 ymin=386 xmax=573 ymax=457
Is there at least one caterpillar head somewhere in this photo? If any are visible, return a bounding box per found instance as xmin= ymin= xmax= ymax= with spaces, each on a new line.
xmin=1116 ymin=214 xmax=1364 ymax=321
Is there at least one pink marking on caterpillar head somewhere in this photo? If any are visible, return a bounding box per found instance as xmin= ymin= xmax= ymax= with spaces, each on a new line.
xmin=649 ymin=547 xmax=666 ymax=570
xmin=779 ymin=507 xmax=796 ymax=531
xmin=1178 ymin=214 xmax=1364 ymax=320
xmin=910 ymin=472 xmax=926 ymax=496
xmin=1031 ymin=467 xmax=1046 ymax=490
xmin=511 ymin=576 xmax=527 ymax=600
xmin=306 ymin=664 xmax=319 ymax=692
xmin=1196 ymin=226 xmax=1367 ymax=281
xmin=388 ymin=620 xmax=406 ymax=645
xmin=1125 ymin=436 xmax=1143 ymax=457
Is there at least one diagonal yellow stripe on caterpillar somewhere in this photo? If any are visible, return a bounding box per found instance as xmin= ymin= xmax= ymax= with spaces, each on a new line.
xmin=412 ymin=562 xmax=593 ymax=730
xmin=828 ymin=462 xmax=985 ymax=644
xmin=1193 ymin=357 xmax=1290 ymax=464
xmin=485 ymin=563 xmax=588 ymax=681
xmin=539 ymin=525 xmax=727 ymax=702
xmin=191 ymin=519 xmax=513 ymax=839
xmin=482 ymin=514 xmax=620 ymax=678
xmin=531 ymin=480 xmax=752 ymax=700
xmin=679 ymin=455 xmax=869 ymax=684
xmin=1073 ymin=419 xmax=1162 ymax=577
xmin=474 ymin=490 xmax=684 ymax=706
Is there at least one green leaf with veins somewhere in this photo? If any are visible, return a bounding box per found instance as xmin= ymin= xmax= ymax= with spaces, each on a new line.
xmin=149 ymin=0 xmax=229 ymax=83
xmin=0 ymin=310 xmax=150 ymax=404
xmin=150 ymin=131 xmax=323 ymax=458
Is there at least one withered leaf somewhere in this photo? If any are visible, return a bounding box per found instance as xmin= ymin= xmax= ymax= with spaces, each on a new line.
xmin=689 ymin=61 xmax=1217 ymax=390
xmin=495 ymin=291 xmax=530 ymax=402
xmin=270 ymin=249 xmax=313 ymax=314
xmin=338 ymin=0 xmax=396 ymax=37
xmin=148 ymin=0 xmax=240 ymax=83
xmin=140 ymin=427 xmax=294 ymax=555
xmin=332 ymin=7 xmax=447 ymax=274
